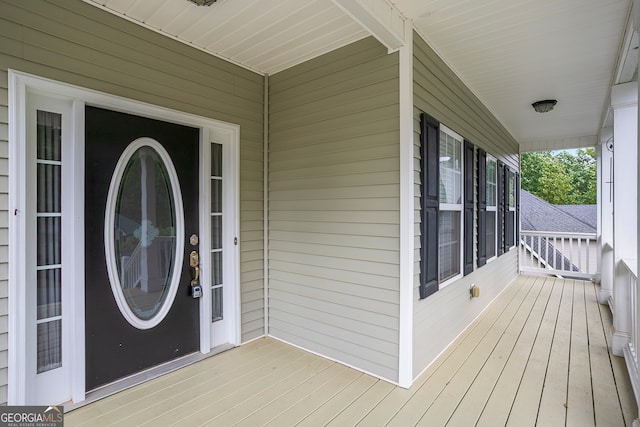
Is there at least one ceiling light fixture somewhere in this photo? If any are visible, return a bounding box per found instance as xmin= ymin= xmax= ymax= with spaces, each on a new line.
xmin=187 ymin=0 xmax=217 ymax=5
xmin=531 ymin=99 xmax=558 ymax=113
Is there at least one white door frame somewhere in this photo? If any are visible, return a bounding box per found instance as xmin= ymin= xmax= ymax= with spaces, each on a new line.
xmin=200 ymin=128 xmax=241 ymax=351
xmin=8 ymin=70 xmax=240 ymax=405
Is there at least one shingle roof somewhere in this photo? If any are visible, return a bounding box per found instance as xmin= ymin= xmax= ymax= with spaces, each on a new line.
xmin=555 ymin=204 xmax=597 ymax=229
xmin=520 ymin=190 xmax=596 ymax=233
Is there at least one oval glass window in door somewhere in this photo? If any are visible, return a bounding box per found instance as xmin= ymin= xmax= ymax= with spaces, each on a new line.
xmin=104 ymin=137 xmax=185 ymax=329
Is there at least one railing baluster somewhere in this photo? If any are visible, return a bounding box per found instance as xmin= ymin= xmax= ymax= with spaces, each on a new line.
xmin=577 ymin=237 xmax=582 ymax=272
xmin=519 ymin=231 xmax=597 ymax=280
xmin=585 ymin=238 xmax=590 ymax=273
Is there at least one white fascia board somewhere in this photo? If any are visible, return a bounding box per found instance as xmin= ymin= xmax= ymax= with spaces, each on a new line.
xmin=519 ymin=135 xmax=598 ymax=153
xmin=612 ymin=81 xmax=638 ymax=108
xmin=332 ymin=0 xmax=406 ymax=52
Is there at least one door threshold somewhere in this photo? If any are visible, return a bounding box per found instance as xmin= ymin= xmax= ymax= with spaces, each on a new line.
xmin=64 ymin=343 xmax=235 ymax=412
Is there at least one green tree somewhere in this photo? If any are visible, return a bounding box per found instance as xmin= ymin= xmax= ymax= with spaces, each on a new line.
xmin=537 ymin=155 xmax=574 ymax=204
xmin=520 ymin=148 xmax=596 ymax=205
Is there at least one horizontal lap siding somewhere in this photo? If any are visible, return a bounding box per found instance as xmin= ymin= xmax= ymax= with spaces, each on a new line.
xmin=0 ymin=0 xmax=265 ymax=393
xmin=0 ymin=72 xmax=8 ymax=403
xmin=412 ymin=32 xmax=519 ymax=378
xmin=269 ymin=37 xmax=401 ymax=382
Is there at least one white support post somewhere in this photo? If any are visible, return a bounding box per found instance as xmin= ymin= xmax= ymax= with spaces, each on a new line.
xmin=636 ymin=4 xmax=640 ymax=417
xmin=397 ymin=22 xmax=413 ymax=389
xmin=599 ymin=128 xmax=614 ymax=304
xmin=611 ymin=82 xmax=638 ymax=356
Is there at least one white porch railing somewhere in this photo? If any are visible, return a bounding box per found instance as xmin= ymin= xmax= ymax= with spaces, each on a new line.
xmin=519 ymin=231 xmax=597 ymax=280
xmin=621 ymin=258 xmax=639 ymax=401
xmin=120 ymin=236 xmax=175 ymax=289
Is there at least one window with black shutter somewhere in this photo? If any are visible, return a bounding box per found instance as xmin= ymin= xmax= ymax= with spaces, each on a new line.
xmin=505 ymin=169 xmax=517 ymax=250
xmin=515 ymin=172 xmax=520 ymax=246
xmin=497 ymin=161 xmax=505 ymax=256
xmin=463 ymin=140 xmax=474 ymax=275
xmin=477 ymin=149 xmax=487 ymax=267
xmin=419 ymin=113 xmax=439 ymax=299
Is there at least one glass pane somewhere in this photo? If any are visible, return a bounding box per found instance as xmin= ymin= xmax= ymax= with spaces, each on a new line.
xmin=37 ymin=268 xmax=61 ymax=320
xmin=37 ymin=320 xmax=62 ymax=373
xmin=211 ymin=251 xmax=223 ymax=285
xmin=37 ymin=110 xmax=61 ymax=161
xmin=211 ymin=215 xmax=222 ymax=250
xmin=211 ymin=179 xmax=222 ymax=213
xmin=211 ymin=143 xmax=222 ymax=177
xmin=212 ymin=287 xmax=223 ymax=322
xmin=114 ymin=146 xmax=177 ymax=321
xmin=486 ymin=159 xmax=496 ymax=207
xmin=486 ymin=211 xmax=496 ymax=259
xmin=37 ymin=217 xmax=61 ymax=266
xmin=37 ymin=164 xmax=61 ymax=213
xmin=508 ymin=172 xmax=516 ymax=207
xmin=439 ymin=130 xmax=462 ymax=204
xmin=439 ymin=211 xmax=460 ymax=282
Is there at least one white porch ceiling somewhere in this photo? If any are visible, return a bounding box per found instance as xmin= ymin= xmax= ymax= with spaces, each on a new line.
xmin=84 ymin=0 xmax=633 ymax=152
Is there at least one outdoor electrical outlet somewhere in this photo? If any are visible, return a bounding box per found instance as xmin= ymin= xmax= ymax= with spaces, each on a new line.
xmin=470 ymin=285 xmax=480 ymax=298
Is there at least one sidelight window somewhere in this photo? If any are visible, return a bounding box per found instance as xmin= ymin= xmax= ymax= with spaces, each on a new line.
xmin=36 ymin=110 xmax=63 ymax=374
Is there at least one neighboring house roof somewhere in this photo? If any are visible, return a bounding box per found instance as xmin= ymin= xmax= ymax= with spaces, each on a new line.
xmin=555 ymin=204 xmax=597 ymax=229
xmin=520 ymin=190 xmax=596 ymax=233
xmin=520 ymin=190 xmax=596 ymax=278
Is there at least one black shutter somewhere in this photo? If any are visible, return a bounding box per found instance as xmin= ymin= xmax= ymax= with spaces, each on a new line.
xmin=497 ymin=161 xmax=505 ymax=256
xmin=477 ymin=149 xmax=487 ymax=267
xmin=504 ymin=168 xmax=513 ymax=252
xmin=515 ymin=172 xmax=520 ymax=246
xmin=463 ymin=140 xmax=474 ymax=275
xmin=420 ymin=113 xmax=439 ymax=299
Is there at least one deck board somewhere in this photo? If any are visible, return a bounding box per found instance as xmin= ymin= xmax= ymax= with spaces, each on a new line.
xmin=386 ymin=275 xmax=537 ymax=427
xmin=65 ymin=276 xmax=637 ymax=427
xmin=585 ymin=279 xmax=626 ymax=427
xmin=566 ymin=280 xmax=595 ymax=426
xmin=506 ymin=277 xmax=564 ymax=427
xmin=536 ymin=278 xmax=573 ymax=426
xmin=598 ymin=292 xmax=637 ymax=426
xmin=476 ymin=275 xmax=553 ymax=427
xmin=445 ymin=275 xmax=546 ymax=426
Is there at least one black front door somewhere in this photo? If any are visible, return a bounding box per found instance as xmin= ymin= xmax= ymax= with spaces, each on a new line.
xmin=85 ymin=106 xmax=200 ymax=391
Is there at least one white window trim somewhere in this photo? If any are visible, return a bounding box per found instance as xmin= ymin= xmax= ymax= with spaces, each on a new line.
xmin=486 ymin=155 xmax=498 ymax=263
xmin=201 ymin=129 xmax=241 ymax=351
xmin=508 ymin=170 xmax=517 ymax=250
xmin=438 ymin=124 xmax=464 ymax=288
xmin=9 ymin=70 xmax=241 ymax=405
xmin=104 ymin=138 xmax=185 ymax=330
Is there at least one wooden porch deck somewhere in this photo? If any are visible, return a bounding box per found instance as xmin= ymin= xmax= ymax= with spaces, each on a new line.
xmin=66 ymin=275 xmax=637 ymax=426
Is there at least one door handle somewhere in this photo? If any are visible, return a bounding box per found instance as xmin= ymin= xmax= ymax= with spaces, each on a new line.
xmin=190 ymin=250 xmax=202 ymax=298
xmin=190 ymin=250 xmax=200 ymax=286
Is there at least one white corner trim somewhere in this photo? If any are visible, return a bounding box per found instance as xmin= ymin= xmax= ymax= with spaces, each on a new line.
xmin=398 ymin=22 xmax=414 ymax=389
xmin=7 ymin=70 xmax=28 ymax=405
xmin=264 ymin=74 xmax=270 ymax=338
xmin=332 ymin=0 xmax=406 ymax=52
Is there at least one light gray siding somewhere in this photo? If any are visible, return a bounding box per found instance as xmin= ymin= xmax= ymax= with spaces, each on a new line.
xmin=268 ymin=37 xmax=401 ymax=382
xmin=0 ymin=0 xmax=264 ymax=402
xmin=412 ymin=32 xmax=520 ymax=377
xmin=0 ymin=71 xmax=8 ymax=402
